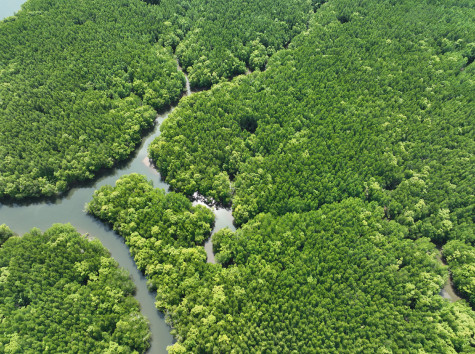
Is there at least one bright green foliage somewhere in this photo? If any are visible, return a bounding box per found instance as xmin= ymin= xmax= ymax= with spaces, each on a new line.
xmin=0 ymin=224 xmax=150 ymax=353
xmin=168 ymin=0 xmax=313 ymax=87
xmin=0 ymin=0 xmax=185 ymax=199
xmin=443 ymin=240 xmax=475 ymax=307
xmin=3 ymin=0 xmax=475 ymax=351
xmin=0 ymin=224 xmax=15 ymax=246
xmin=149 ymin=0 xmax=475 ymax=243
xmin=86 ymin=173 xmax=215 ymax=267
xmin=88 ymin=187 xmax=475 ymax=352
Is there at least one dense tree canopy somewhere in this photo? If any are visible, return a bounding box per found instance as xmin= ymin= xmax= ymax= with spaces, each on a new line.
xmin=0 ymin=224 xmax=151 ymax=353
xmin=0 ymin=0 xmax=184 ymax=199
xmin=149 ymin=2 xmax=475 ymax=349
xmin=149 ymin=0 xmax=474 ymax=243
xmin=0 ymin=224 xmax=15 ymax=246
xmin=86 ymin=173 xmax=215 ymax=270
xmin=89 ymin=187 xmax=475 ymax=352
xmin=166 ymin=0 xmax=313 ymax=88
xmin=0 ymin=0 xmax=315 ymax=200
xmin=2 ymin=0 xmax=475 ymax=351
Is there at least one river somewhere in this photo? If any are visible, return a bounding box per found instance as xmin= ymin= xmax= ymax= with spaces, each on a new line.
xmin=436 ymin=252 xmax=462 ymax=303
xmin=1 ymin=3 xmax=234 ymax=350
xmin=0 ymin=2 xmax=459 ymax=351
xmin=0 ymin=0 xmax=25 ymax=20
xmin=0 ymin=69 xmax=235 ymax=352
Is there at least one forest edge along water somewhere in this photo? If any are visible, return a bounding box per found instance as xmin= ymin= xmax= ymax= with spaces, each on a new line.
xmin=0 ymin=3 xmax=466 ymax=352
xmin=0 ymin=111 xmax=175 ymax=354
xmin=436 ymin=252 xmax=462 ymax=303
xmin=0 ymin=57 xmax=459 ymax=353
xmin=0 ymin=61 xmax=235 ymax=353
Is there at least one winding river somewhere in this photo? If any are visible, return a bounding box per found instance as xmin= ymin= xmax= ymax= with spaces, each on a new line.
xmin=1 ymin=4 xmax=235 ymax=351
xmin=0 ymin=69 xmax=235 ymax=352
xmin=1 ymin=3 xmax=462 ymax=352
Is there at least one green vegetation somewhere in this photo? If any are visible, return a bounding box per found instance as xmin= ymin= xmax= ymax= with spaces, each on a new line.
xmin=443 ymin=241 xmax=475 ymax=308
xmin=0 ymin=224 xmax=150 ymax=353
xmin=0 ymin=0 xmax=313 ymax=201
xmin=148 ymin=0 xmax=475 ymax=349
xmin=89 ymin=188 xmax=475 ymax=352
xmin=168 ymin=0 xmax=312 ymax=88
xmin=2 ymin=0 xmax=474 ymax=351
xmin=0 ymin=0 xmax=184 ymax=199
xmin=0 ymin=224 xmax=15 ymax=246
xmin=86 ymin=173 xmax=215 ymax=278
xmin=149 ymin=0 xmax=474 ymax=241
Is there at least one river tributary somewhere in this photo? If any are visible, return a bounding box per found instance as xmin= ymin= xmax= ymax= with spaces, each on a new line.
xmin=0 ymin=71 xmax=235 ymax=353
xmin=0 ymin=6 xmax=460 ymax=350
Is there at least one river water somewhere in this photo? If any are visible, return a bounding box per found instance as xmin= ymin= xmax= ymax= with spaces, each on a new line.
xmin=0 ymin=70 xmax=235 ymax=352
xmin=436 ymin=252 xmax=462 ymax=303
xmin=1 ymin=2 xmax=234 ymax=350
xmin=1 ymin=2 xmax=460 ymax=351
xmin=0 ymin=0 xmax=25 ymax=20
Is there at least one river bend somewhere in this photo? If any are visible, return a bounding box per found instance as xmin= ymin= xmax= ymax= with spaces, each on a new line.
xmin=0 ymin=71 xmax=235 ymax=353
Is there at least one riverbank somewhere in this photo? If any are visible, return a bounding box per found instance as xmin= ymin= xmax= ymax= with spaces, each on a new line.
xmin=0 ymin=0 xmax=25 ymax=20
xmin=0 ymin=63 xmax=238 ymax=353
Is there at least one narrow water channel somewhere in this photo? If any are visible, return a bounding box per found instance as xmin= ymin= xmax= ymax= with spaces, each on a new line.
xmin=192 ymin=200 xmax=236 ymax=264
xmin=0 ymin=69 xmax=235 ymax=353
xmin=1 ymin=6 xmax=460 ymax=350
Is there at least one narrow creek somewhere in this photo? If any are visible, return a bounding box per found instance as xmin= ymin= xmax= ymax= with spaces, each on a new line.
xmin=436 ymin=252 xmax=462 ymax=303
xmin=1 ymin=6 xmax=461 ymax=348
xmin=0 ymin=67 xmax=235 ymax=353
